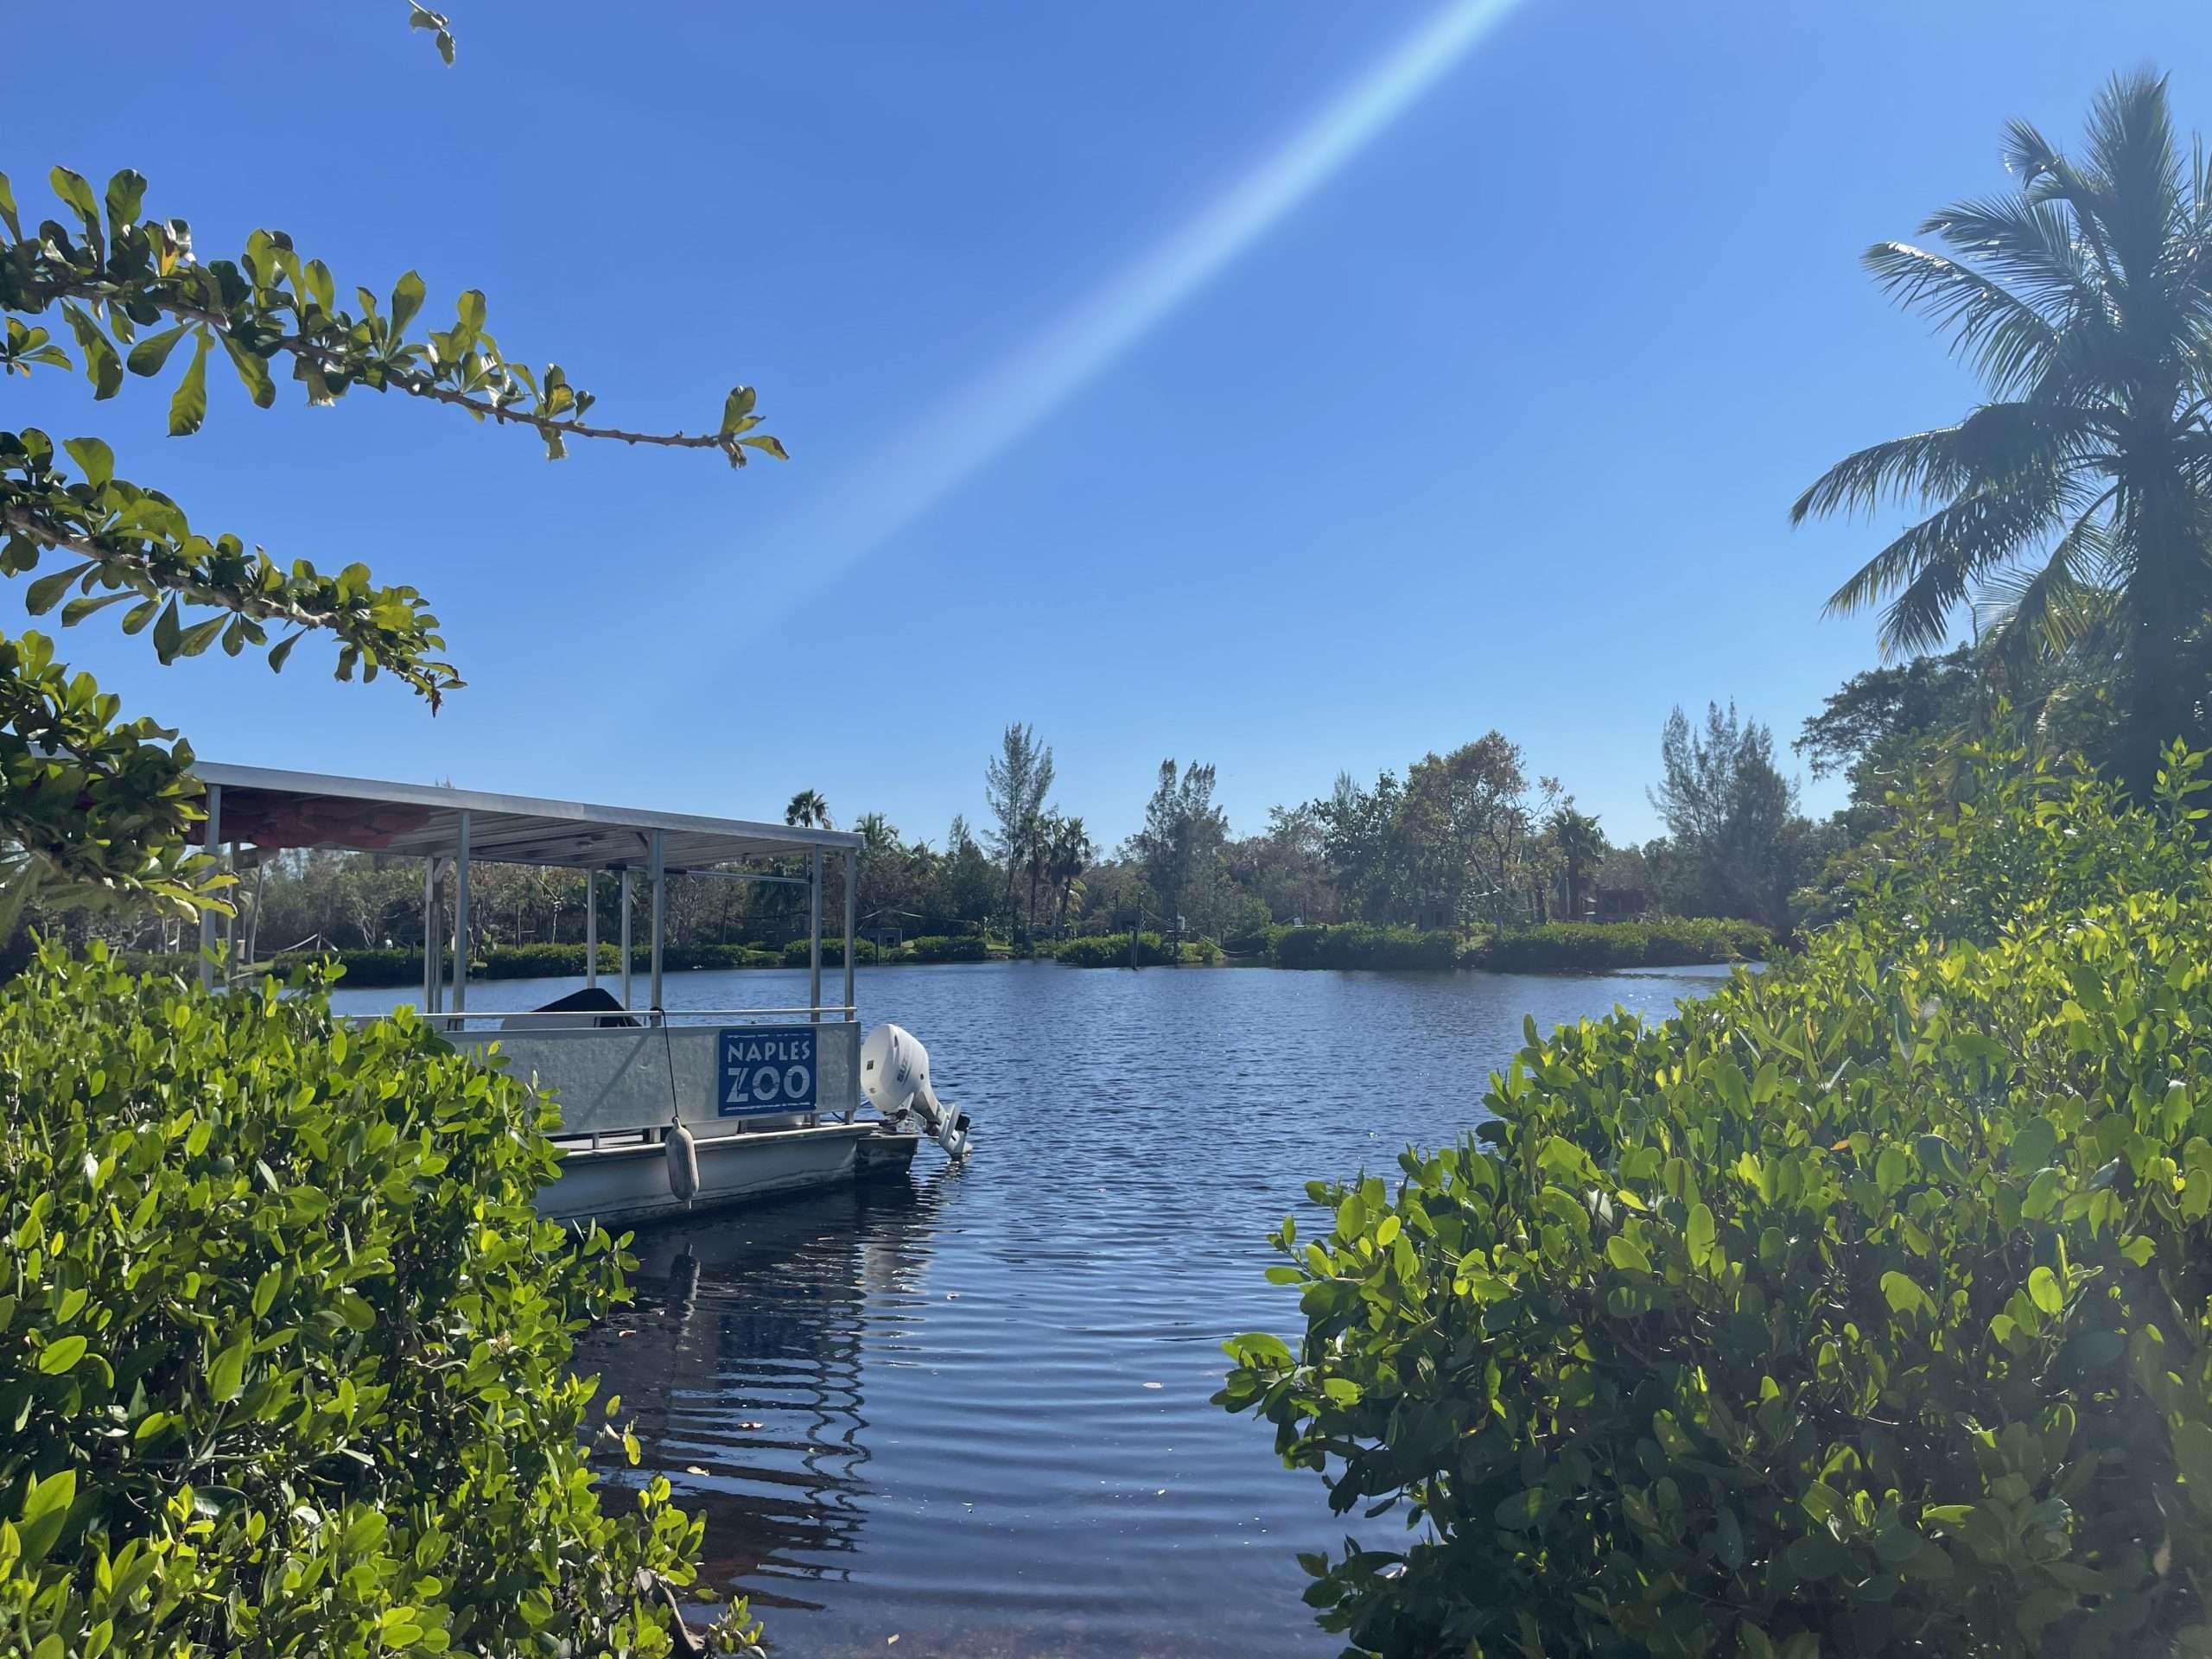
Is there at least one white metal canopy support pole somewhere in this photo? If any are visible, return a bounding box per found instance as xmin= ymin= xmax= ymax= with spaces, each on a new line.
xmin=422 ymin=859 xmax=441 ymax=1014
xmin=619 ymin=869 xmax=632 ymax=1009
xmin=584 ymin=869 xmax=598 ymax=988
xmin=197 ymin=783 xmax=222 ymax=992
xmin=451 ymin=810 xmax=471 ymax=1016
xmin=842 ymin=847 xmax=856 ymax=1017
xmin=842 ymin=845 xmax=857 ymax=1122
xmin=808 ymin=845 xmax=823 ymax=1018
xmin=648 ymin=831 xmax=665 ymax=1013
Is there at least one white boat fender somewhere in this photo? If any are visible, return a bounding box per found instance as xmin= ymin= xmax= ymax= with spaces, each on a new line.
xmin=664 ymin=1122 xmax=701 ymax=1207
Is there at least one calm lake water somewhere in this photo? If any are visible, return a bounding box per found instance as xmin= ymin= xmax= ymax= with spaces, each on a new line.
xmin=332 ymin=960 xmax=1736 ymax=1657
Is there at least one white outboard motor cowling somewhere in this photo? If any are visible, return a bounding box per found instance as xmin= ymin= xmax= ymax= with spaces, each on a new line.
xmin=860 ymin=1023 xmax=972 ymax=1160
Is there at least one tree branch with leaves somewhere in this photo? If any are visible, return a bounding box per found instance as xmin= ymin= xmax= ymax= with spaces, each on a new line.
xmin=0 ymin=160 xmax=785 ymax=921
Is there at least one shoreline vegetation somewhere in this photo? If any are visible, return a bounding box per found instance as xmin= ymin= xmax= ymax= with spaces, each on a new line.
xmin=108 ymin=916 xmax=1770 ymax=987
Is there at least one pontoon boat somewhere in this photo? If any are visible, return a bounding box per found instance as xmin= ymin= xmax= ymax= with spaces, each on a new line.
xmin=190 ymin=764 xmax=972 ymax=1227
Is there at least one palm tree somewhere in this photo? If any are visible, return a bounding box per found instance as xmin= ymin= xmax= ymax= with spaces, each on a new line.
xmin=852 ymin=812 xmax=896 ymax=854
xmin=1548 ymin=806 xmax=1605 ymax=920
xmin=784 ymin=790 xmax=831 ymax=830
xmin=1794 ymin=71 xmax=2212 ymax=794
xmin=1049 ymin=815 xmax=1096 ymax=934
xmin=1023 ymin=810 xmax=1058 ymax=931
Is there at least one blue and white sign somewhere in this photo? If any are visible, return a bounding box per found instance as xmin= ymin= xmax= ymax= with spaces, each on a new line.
xmin=716 ymin=1026 xmax=817 ymax=1117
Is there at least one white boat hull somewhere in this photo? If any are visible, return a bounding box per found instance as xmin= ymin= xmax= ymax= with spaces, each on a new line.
xmin=539 ymin=1121 xmax=920 ymax=1227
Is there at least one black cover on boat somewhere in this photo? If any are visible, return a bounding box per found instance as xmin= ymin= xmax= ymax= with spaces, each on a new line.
xmin=530 ymin=986 xmax=640 ymax=1028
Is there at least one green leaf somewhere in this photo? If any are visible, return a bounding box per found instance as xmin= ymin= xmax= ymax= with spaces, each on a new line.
xmin=15 ymin=1468 xmax=75 ymax=1567
xmin=176 ymin=617 xmax=226 ymax=658
xmin=390 ymin=270 xmax=427 ymax=335
xmin=0 ymin=171 xmax=19 ymax=239
xmin=24 ymin=563 xmax=90 ymax=616
xmin=104 ymin=168 xmax=147 ymax=229
xmin=1226 ymin=1331 xmax=1294 ymax=1368
xmin=219 ymin=332 xmax=276 ymax=409
xmin=63 ymin=435 xmax=114 ymax=488
xmin=2174 ymin=1421 xmax=2212 ymax=1514
xmin=1688 ymin=1202 xmax=1715 ymax=1263
xmin=36 ymin=1334 xmax=87 ymax=1374
xmin=60 ymin=592 xmax=133 ymax=627
xmin=1881 ymin=1270 xmax=1931 ymax=1317
xmin=126 ymin=321 xmax=193 ymax=378
xmin=151 ymin=599 xmax=183 ymax=661
xmin=1374 ymin=1214 xmax=1402 ymax=1248
xmin=738 ymin=434 xmax=790 ymax=461
xmin=2028 ymin=1266 xmax=2063 ymax=1316
xmin=457 ymin=289 xmax=486 ymax=332
xmin=2023 ymin=1166 xmax=2063 ymax=1219
xmin=2009 ymin=1117 xmax=2057 ymax=1171
xmin=48 ymin=166 xmax=98 ymax=225
xmin=59 ymin=303 xmax=121 ymax=399
xmin=1493 ymin=1488 xmax=1544 ymax=1530
xmin=209 ymin=1334 xmax=250 ymax=1403
xmin=1605 ymin=1236 xmax=1650 ymax=1274
xmin=721 ymin=385 xmax=757 ymax=433
xmin=167 ymin=329 xmax=212 ymax=435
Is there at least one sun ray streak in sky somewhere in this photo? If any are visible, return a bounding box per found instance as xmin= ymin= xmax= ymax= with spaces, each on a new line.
xmin=734 ymin=0 xmax=1527 ymax=620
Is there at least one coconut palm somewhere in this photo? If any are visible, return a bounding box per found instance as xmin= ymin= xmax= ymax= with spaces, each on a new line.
xmin=1793 ymin=70 xmax=2212 ymax=793
xmin=1548 ymin=806 xmax=1606 ymax=921
xmin=1049 ymin=815 xmax=1096 ymax=934
xmin=783 ymin=790 xmax=831 ymax=830
xmin=852 ymin=812 xmax=896 ymax=854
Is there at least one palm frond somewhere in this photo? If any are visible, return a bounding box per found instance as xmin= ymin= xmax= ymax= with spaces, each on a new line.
xmin=1796 ymin=402 xmax=2094 ymax=526
xmin=1920 ymin=194 xmax=2096 ymax=315
xmin=1861 ymin=241 xmax=2060 ymax=394
xmin=2001 ymin=118 xmax=2063 ymax=184
xmin=2079 ymin=69 xmax=2184 ymax=287
xmin=1825 ymin=478 xmax=2069 ymax=646
xmin=1972 ymin=492 xmax=2121 ymax=665
xmin=1949 ymin=399 xmax=2105 ymax=480
xmin=1793 ymin=426 xmax=1975 ymax=523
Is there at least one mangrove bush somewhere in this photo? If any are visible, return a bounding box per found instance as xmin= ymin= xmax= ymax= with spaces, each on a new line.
xmin=0 ymin=949 xmax=754 ymax=1656
xmin=1221 ymin=742 xmax=2212 ymax=1656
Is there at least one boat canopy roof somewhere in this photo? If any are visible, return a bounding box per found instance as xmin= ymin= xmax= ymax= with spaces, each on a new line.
xmin=194 ymin=762 xmax=861 ymax=873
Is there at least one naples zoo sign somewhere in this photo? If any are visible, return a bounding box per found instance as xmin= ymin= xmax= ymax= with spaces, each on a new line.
xmin=717 ymin=1026 xmax=817 ymax=1117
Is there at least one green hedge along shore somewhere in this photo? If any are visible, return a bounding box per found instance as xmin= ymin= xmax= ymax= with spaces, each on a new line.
xmin=1219 ymin=741 xmax=2212 ymax=1656
xmin=110 ymin=933 xmax=995 ymax=987
xmin=1246 ymin=916 xmax=1770 ymax=973
xmin=106 ymin=918 xmax=1763 ymax=986
xmin=0 ymin=948 xmax=760 ymax=1656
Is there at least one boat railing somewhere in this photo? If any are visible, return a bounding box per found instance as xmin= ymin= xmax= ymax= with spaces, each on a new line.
xmin=405 ymin=1004 xmax=859 ymax=1032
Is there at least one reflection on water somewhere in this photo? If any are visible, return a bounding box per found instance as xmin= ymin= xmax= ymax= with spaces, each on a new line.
xmin=340 ymin=959 xmax=1737 ymax=1656
xmin=583 ymin=1180 xmax=950 ymax=1613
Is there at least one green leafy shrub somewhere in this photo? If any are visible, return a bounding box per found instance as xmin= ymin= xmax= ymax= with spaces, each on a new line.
xmin=777 ymin=937 xmax=847 ymax=968
xmin=475 ymin=941 xmax=617 ymax=979
xmin=0 ymin=947 xmax=759 ymax=1656
xmin=1220 ymin=741 xmax=2212 ymax=1656
xmin=1268 ymin=924 xmax=1465 ymax=971
xmin=1053 ymin=931 xmax=1221 ymax=968
xmin=1480 ymin=917 xmax=1770 ymax=974
xmin=906 ymin=934 xmax=990 ymax=963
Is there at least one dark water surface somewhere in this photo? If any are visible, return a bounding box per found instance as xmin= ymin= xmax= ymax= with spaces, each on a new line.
xmin=335 ymin=961 xmax=1732 ymax=1657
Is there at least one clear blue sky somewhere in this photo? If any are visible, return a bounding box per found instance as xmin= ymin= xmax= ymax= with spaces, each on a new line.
xmin=11 ymin=2 xmax=2211 ymax=848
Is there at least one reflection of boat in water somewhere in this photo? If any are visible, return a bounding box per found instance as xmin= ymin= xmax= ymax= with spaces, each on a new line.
xmin=573 ymin=1177 xmax=950 ymax=1611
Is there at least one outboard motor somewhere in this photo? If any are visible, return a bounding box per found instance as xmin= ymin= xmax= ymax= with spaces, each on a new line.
xmin=860 ymin=1024 xmax=972 ymax=1160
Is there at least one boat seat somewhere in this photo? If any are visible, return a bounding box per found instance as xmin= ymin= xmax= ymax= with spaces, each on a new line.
xmin=500 ymin=985 xmax=641 ymax=1030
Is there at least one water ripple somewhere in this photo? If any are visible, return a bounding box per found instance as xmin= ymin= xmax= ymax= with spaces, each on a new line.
xmin=343 ymin=959 xmax=1728 ymax=1655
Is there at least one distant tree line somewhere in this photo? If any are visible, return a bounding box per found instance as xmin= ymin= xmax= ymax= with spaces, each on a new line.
xmin=26 ymin=680 xmax=1973 ymax=967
